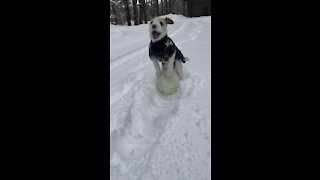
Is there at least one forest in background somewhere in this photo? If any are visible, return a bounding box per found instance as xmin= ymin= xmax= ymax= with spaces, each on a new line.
xmin=110 ymin=0 xmax=187 ymax=26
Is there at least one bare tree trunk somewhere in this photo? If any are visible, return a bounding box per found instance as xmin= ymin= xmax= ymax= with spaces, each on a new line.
xmin=138 ymin=0 xmax=143 ymax=24
xmin=165 ymin=0 xmax=168 ymax=14
xmin=160 ymin=0 xmax=164 ymax=15
xmin=171 ymin=0 xmax=174 ymax=13
xmin=124 ymin=0 xmax=131 ymax=26
xmin=143 ymin=0 xmax=148 ymax=23
xmin=155 ymin=0 xmax=159 ymax=16
xmin=132 ymin=0 xmax=139 ymax=25
xmin=149 ymin=0 xmax=154 ymax=17
xmin=182 ymin=0 xmax=185 ymax=16
xmin=168 ymin=0 xmax=171 ymax=13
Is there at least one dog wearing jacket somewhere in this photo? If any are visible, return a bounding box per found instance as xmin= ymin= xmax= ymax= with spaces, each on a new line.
xmin=148 ymin=17 xmax=188 ymax=80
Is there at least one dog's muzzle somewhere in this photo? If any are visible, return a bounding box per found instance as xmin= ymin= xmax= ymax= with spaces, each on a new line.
xmin=152 ymin=31 xmax=161 ymax=39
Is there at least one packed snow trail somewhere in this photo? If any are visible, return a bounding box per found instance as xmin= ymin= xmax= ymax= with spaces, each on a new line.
xmin=110 ymin=15 xmax=211 ymax=180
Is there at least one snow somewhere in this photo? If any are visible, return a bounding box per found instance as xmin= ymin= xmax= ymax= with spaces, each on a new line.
xmin=110 ymin=14 xmax=211 ymax=180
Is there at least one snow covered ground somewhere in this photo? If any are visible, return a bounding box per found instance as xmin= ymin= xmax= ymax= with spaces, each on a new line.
xmin=110 ymin=14 xmax=211 ymax=180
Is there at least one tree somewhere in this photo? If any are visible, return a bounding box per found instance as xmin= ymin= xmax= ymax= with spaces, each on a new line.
xmin=142 ymin=0 xmax=148 ymax=23
xmin=165 ymin=0 xmax=168 ymax=14
xmin=123 ymin=0 xmax=131 ymax=26
xmin=171 ymin=0 xmax=174 ymax=13
xmin=149 ymin=0 xmax=155 ymax=18
xmin=155 ymin=0 xmax=159 ymax=16
xmin=150 ymin=0 xmax=153 ymax=14
xmin=160 ymin=0 xmax=164 ymax=15
xmin=132 ymin=0 xmax=139 ymax=25
xmin=182 ymin=0 xmax=185 ymax=16
xmin=138 ymin=0 xmax=143 ymax=24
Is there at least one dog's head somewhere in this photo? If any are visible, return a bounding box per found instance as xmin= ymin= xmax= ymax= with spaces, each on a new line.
xmin=149 ymin=17 xmax=174 ymax=42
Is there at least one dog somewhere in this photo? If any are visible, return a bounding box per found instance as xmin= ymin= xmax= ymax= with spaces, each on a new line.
xmin=148 ymin=17 xmax=188 ymax=80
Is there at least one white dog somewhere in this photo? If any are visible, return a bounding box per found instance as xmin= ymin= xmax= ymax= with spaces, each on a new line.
xmin=148 ymin=17 xmax=188 ymax=80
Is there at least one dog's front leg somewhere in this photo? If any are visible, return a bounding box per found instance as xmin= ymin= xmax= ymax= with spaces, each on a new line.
xmin=174 ymin=60 xmax=184 ymax=80
xmin=151 ymin=59 xmax=161 ymax=78
xmin=162 ymin=52 xmax=176 ymax=77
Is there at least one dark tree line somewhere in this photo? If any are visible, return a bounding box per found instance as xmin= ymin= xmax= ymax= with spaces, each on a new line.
xmin=110 ymin=0 xmax=187 ymax=26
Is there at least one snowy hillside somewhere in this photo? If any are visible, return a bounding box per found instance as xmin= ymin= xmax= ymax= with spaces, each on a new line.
xmin=110 ymin=14 xmax=211 ymax=180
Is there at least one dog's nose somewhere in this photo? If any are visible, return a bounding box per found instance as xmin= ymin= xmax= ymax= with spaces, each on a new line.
xmin=152 ymin=24 xmax=156 ymax=29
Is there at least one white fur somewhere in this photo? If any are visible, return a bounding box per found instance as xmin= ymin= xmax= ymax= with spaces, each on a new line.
xmin=162 ymin=52 xmax=176 ymax=77
xmin=149 ymin=17 xmax=184 ymax=80
xmin=149 ymin=17 xmax=168 ymax=43
xmin=152 ymin=59 xmax=161 ymax=78
xmin=174 ymin=59 xmax=184 ymax=80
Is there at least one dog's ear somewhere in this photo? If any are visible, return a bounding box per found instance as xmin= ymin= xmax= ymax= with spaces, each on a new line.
xmin=164 ymin=17 xmax=174 ymax=25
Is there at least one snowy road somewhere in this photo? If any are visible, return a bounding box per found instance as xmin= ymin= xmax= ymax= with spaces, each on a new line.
xmin=110 ymin=15 xmax=211 ymax=180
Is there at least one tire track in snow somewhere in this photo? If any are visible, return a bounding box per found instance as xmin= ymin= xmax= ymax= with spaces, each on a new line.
xmin=110 ymin=73 xmax=205 ymax=180
xmin=110 ymin=79 xmax=180 ymax=179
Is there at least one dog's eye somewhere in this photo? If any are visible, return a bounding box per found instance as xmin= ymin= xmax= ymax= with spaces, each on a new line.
xmin=150 ymin=21 xmax=153 ymax=24
xmin=160 ymin=22 xmax=163 ymax=26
